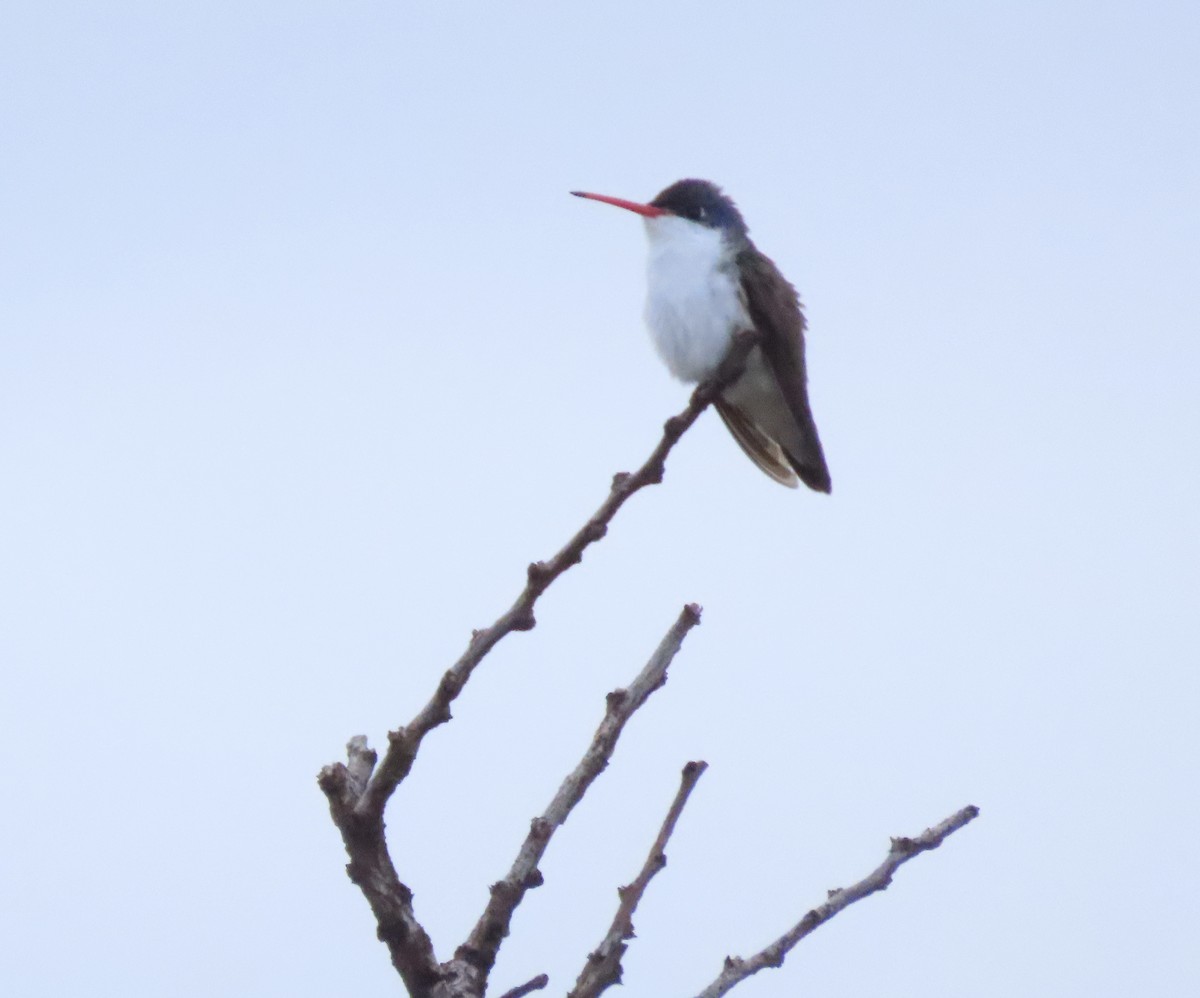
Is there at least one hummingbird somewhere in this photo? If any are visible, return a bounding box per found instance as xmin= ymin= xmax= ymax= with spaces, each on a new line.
xmin=572 ymin=179 xmax=830 ymax=492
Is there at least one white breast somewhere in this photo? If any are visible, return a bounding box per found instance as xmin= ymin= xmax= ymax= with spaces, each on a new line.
xmin=642 ymin=215 xmax=751 ymax=383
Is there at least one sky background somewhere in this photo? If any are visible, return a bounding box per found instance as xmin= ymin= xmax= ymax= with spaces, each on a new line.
xmin=2 ymin=2 xmax=1198 ymax=996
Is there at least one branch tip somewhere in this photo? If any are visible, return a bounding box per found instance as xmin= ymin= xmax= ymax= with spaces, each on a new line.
xmin=498 ymin=972 xmax=550 ymax=998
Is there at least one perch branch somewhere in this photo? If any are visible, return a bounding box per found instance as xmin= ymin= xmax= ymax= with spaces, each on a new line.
xmin=351 ymin=329 xmax=758 ymax=824
xmin=693 ymin=804 xmax=981 ymax=998
xmin=448 ymin=604 xmax=704 ymax=985
xmin=569 ymin=760 xmax=709 ymax=998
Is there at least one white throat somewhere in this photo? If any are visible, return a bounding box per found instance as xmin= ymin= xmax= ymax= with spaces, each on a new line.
xmin=642 ymin=215 xmax=750 ymax=383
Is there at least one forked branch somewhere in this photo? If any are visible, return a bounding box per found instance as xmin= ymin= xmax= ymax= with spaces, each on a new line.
xmin=317 ymin=332 xmax=755 ymax=998
xmin=449 ymin=605 xmax=705 ymax=988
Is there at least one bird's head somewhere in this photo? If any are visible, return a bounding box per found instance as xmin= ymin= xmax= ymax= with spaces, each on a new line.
xmin=572 ymin=179 xmax=749 ymax=241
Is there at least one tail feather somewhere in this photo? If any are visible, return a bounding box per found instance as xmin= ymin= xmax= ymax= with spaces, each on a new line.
xmin=714 ymin=399 xmax=800 ymax=488
xmin=715 ymin=397 xmax=831 ymax=493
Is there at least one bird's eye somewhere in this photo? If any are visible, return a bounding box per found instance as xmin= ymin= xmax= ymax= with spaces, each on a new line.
xmin=696 ymin=207 xmax=707 ymax=220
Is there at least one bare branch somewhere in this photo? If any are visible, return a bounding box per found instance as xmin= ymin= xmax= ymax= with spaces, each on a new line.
xmin=569 ymin=760 xmax=709 ymax=998
xmin=496 ymin=973 xmax=550 ymax=998
xmin=451 ymin=604 xmax=705 ymax=982
xmin=693 ymin=804 xmax=981 ymax=998
xmin=317 ymin=332 xmax=756 ymax=997
xmin=351 ymin=329 xmax=758 ymax=824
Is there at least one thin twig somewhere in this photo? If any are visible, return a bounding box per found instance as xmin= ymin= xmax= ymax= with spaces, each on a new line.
xmin=693 ymin=804 xmax=981 ymax=998
xmin=449 ymin=604 xmax=705 ymax=984
xmin=496 ymin=973 xmax=550 ymax=998
xmin=569 ymin=760 xmax=709 ymax=998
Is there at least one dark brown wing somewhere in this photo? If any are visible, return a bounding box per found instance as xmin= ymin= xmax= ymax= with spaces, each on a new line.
xmin=736 ymin=246 xmax=831 ymax=493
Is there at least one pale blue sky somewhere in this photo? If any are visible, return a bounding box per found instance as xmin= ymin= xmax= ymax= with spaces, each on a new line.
xmin=2 ymin=3 xmax=1198 ymax=996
